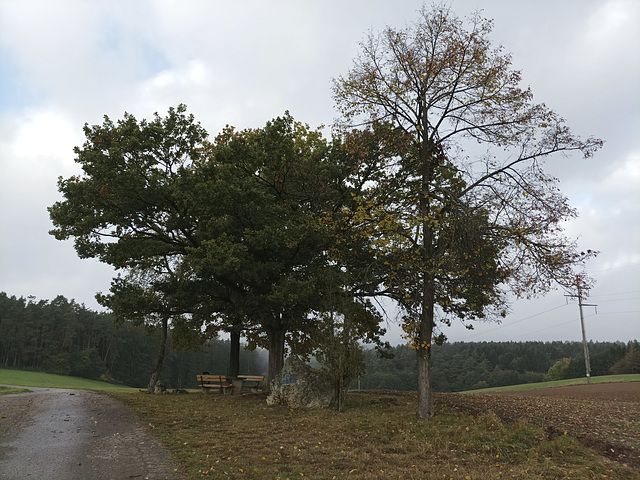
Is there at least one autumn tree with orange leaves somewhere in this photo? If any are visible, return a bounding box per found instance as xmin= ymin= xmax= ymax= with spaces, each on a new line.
xmin=333 ymin=5 xmax=602 ymax=418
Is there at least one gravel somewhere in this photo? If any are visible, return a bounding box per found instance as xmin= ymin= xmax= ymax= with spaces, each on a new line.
xmin=0 ymin=386 xmax=186 ymax=480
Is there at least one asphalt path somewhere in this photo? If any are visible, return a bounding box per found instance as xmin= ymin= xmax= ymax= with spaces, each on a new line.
xmin=0 ymin=386 xmax=185 ymax=480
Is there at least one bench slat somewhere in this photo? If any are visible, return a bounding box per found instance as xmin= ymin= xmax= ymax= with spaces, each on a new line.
xmin=237 ymin=375 xmax=265 ymax=391
xmin=237 ymin=375 xmax=264 ymax=382
xmin=196 ymin=374 xmax=233 ymax=392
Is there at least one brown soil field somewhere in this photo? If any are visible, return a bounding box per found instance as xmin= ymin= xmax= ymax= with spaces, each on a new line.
xmin=440 ymin=381 xmax=640 ymax=468
xmin=490 ymin=381 xmax=640 ymax=402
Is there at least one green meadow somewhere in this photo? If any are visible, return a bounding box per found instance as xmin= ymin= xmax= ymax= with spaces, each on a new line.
xmin=0 ymin=368 xmax=132 ymax=392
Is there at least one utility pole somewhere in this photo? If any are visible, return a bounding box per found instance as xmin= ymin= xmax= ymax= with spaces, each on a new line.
xmin=567 ymin=276 xmax=597 ymax=384
xmin=577 ymin=282 xmax=591 ymax=384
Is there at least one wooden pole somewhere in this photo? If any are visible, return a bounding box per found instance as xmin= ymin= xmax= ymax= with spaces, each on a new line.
xmin=577 ymin=281 xmax=591 ymax=384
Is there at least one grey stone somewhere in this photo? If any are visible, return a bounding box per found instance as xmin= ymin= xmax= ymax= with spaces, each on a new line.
xmin=153 ymin=382 xmax=166 ymax=394
xmin=267 ymin=356 xmax=334 ymax=408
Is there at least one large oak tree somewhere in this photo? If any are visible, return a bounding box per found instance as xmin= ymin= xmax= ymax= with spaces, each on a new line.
xmin=49 ymin=105 xmax=208 ymax=390
xmin=333 ymin=5 xmax=601 ymax=418
xmin=184 ymin=114 xmax=389 ymax=385
xmin=182 ymin=114 xmax=342 ymax=383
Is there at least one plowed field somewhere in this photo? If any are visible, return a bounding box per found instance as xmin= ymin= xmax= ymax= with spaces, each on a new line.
xmin=441 ymin=382 xmax=640 ymax=467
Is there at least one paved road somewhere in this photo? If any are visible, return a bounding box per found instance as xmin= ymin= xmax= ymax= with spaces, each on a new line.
xmin=0 ymin=386 xmax=185 ymax=480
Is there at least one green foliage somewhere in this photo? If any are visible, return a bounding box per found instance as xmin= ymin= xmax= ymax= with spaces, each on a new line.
xmin=49 ymin=104 xmax=207 ymax=267
xmin=49 ymin=106 xmax=388 ymax=386
xmin=48 ymin=104 xmax=214 ymax=389
xmin=332 ymin=3 xmax=603 ymax=418
xmin=313 ymin=313 xmax=367 ymax=411
xmin=183 ymin=114 xmax=342 ymax=359
xmin=0 ymin=292 xmax=266 ymax=388
xmin=546 ymin=358 xmax=570 ymax=381
xmin=357 ymin=341 xmax=635 ymax=392
xmin=609 ymin=341 xmax=640 ymax=374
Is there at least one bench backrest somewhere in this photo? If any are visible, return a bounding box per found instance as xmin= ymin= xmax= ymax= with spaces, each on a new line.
xmin=197 ymin=374 xmax=231 ymax=384
xmin=237 ymin=375 xmax=264 ymax=383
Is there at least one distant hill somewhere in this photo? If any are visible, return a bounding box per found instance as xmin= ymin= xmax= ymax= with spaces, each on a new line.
xmin=358 ymin=340 xmax=639 ymax=392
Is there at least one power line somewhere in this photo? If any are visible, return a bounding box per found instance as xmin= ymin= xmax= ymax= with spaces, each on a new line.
xmin=507 ymin=318 xmax=577 ymax=340
xmin=453 ymin=287 xmax=638 ymax=342
xmin=591 ymin=297 xmax=640 ymax=304
xmin=503 ymin=309 xmax=639 ymax=339
xmin=461 ymin=304 xmax=569 ymax=340
xmin=590 ymin=290 xmax=640 ymax=298
xmin=591 ymin=263 xmax=640 ymax=274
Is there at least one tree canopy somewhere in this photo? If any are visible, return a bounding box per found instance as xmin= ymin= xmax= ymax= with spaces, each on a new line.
xmin=332 ymin=4 xmax=601 ymax=417
xmin=49 ymin=107 xmax=388 ymax=387
xmin=49 ymin=105 xmax=210 ymax=390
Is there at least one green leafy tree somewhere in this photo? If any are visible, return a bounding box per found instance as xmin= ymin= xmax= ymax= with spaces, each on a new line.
xmin=97 ymin=262 xmax=197 ymax=392
xmin=49 ymin=105 xmax=216 ymax=388
xmin=546 ymin=357 xmax=571 ymax=381
xmin=183 ymin=114 xmax=386 ymax=385
xmin=50 ymin=105 xmax=387 ymax=387
xmin=49 ymin=104 xmax=206 ymax=266
xmin=312 ymin=266 xmax=388 ymax=411
xmin=48 ymin=104 xmax=276 ymax=382
xmin=333 ymin=5 xmax=601 ymax=417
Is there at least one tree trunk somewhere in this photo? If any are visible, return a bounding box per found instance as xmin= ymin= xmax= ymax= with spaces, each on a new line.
xmin=266 ymin=322 xmax=286 ymax=389
xmin=416 ymin=311 xmax=435 ymax=417
xmin=147 ymin=316 xmax=169 ymax=393
xmin=228 ymin=324 xmax=241 ymax=378
xmin=417 ymin=134 xmax=437 ymax=418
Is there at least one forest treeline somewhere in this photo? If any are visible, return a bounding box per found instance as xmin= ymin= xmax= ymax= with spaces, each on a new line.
xmin=359 ymin=339 xmax=640 ymax=392
xmin=0 ymin=293 xmax=266 ymax=388
xmin=1 ymin=292 xmax=637 ymax=391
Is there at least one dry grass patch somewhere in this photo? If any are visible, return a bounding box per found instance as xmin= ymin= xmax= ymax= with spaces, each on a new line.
xmin=443 ymin=389 xmax=640 ymax=467
xmin=0 ymin=386 xmax=31 ymax=396
xmin=108 ymin=390 xmax=638 ymax=479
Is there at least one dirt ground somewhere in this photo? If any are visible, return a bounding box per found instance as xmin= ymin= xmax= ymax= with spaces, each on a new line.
xmin=489 ymin=381 xmax=640 ymax=402
xmin=441 ymin=381 xmax=640 ymax=468
xmin=0 ymin=386 xmax=186 ymax=480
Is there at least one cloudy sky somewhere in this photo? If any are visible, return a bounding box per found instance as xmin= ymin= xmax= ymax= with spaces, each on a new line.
xmin=1 ymin=0 xmax=638 ymax=345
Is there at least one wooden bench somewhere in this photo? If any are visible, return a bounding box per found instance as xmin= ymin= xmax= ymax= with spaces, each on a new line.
xmin=238 ymin=375 xmax=265 ymax=392
xmin=196 ymin=374 xmax=234 ymax=394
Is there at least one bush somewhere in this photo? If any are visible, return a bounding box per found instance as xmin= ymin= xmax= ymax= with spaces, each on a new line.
xmin=546 ymin=358 xmax=570 ymax=381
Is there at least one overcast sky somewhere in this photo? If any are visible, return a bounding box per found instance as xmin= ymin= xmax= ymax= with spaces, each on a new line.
xmin=1 ymin=0 xmax=638 ymax=346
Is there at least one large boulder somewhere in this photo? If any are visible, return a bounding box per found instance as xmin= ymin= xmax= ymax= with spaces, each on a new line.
xmin=267 ymin=356 xmax=334 ymax=408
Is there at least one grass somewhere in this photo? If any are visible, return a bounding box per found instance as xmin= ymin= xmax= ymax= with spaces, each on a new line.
xmin=106 ymin=390 xmax=637 ymax=479
xmin=0 ymin=368 xmax=133 ymax=390
xmin=3 ymin=369 xmax=638 ymax=479
xmin=459 ymin=374 xmax=640 ymax=393
xmin=0 ymin=385 xmax=31 ymax=396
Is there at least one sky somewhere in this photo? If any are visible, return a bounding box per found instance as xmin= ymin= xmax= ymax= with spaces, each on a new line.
xmin=0 ymin=0 xmax=638 ymax=346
